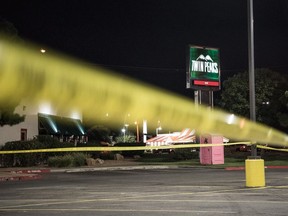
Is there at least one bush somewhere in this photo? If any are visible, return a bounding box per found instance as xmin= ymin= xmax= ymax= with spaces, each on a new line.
xmin=99 ymin=151 xmax=115 ymax=160
xmin=172 ymin=148 xmax=199 ymax=160
xmin=1 ymin=140 xmax=45 ymax=167
xmin=47 ymin=153 xmax=89 ymax=167
xmin=36 ymin=135 xmax=75 ymax=158
xmin=72 ymin=153 xmax=89 ymax=166
xmin=48 ymin=155 xmax=73 ymax=167
xmin=36 ymin=135 xmax=60 ymax=148
xmin=76 ymin=141 xmax=101 ymax=158
xmin=1 ymin=136 xmax=78 ymax=167
xmin=115 ymin=142 xmax=146 ymax=157
xmin=77 ymin=141 xmax=145 ymax=159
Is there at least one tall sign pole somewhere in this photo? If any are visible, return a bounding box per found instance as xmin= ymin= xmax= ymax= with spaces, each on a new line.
xmin=245 ymin=0 xmax=265 ymax=188
xmin=247 ymin=0 xmax=257 ymax=157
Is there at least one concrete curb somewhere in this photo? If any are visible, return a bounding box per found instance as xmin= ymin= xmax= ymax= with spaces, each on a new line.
xmin=0 ymin=165 xmax=179 ymax=181
xmin=0 ymin=173 xmax=42 ymax=182
xmin=1 ymin=165 xmax=288 ymax=181
xmin=11 ymin=169 xmax=51 ymax=174
xmin=62 ymin=165 xmax=179 ymax=173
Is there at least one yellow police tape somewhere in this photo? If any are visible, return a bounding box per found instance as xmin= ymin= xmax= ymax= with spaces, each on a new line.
xmin=256 ymin=145 xmax=288 ymax=152
xmin=0 ymin=142 xmax=251 ymax=154
xmin=0 ymin=37 xmax=287 ymax=147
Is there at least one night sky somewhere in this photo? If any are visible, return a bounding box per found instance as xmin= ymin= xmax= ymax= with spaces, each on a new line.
xmin=1 ymin=0 xmax=288 ymax=98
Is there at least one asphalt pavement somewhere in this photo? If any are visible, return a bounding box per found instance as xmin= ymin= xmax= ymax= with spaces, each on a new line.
xmin=0 ymin=167 xmax=288 ymax=216
xmin=1 ymin=160 xmax=288 ymax=182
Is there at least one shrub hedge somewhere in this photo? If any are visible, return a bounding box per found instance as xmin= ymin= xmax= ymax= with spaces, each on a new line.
xmin=1 ymin=140 xmax=45 ymax=167
xmin=0 ymin=136 xmax=145 ymax=167
xmin=0 ymin=136 xmax=197 ymax=167
xmin=0 ymin=135 xmax=75 ymax=167
xmin=115 ymin=142 xmax=146 ymax=157
xmin=47 ymin=153 xmax=89 ymax=167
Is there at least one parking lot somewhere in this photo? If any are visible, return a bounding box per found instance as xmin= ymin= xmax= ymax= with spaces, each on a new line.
xmin=0 ymin=167 xmax=288 ymax=216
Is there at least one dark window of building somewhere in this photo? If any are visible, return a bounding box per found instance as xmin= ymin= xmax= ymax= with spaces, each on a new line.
xmin=20 ymin=128 xmax=27 ymax=141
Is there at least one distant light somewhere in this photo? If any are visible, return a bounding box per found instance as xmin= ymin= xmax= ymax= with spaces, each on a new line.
xmin=227 ymin=114 xmax=235 ymax=125
xmin=262 ymin=101 xmax=270 ymax=105
xmin=240 ymin=119 xmax=246 ymax=129
xmin=71 ymin=110 xmax=81 ymax=120
xmin=40 ymin=48 xmax=46 ymax=53
xmin=39 ymin=102 xmax=52 ymax=115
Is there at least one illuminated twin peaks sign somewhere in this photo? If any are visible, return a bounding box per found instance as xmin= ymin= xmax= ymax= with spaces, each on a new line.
xmin=191 ymin=54 xmax=219 ymax=73
xmin=186 ymin=46 xmax=221 ymax=91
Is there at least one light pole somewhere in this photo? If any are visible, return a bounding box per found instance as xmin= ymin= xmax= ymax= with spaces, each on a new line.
xmin=124 ymin=124 xmax=129 ymax=134
xmin=123 ymin=113 xmax=130 ymax=142
xmin=135 ymin=121 xmax=139 ymax=142
xmin=156 ymin=120 xmax=162 ymax=136
xmin=248 ymin=0 xmax=257 ymax=157
xmin=123 ymin=124 xmax=129 ymax=143
xmin=245 ymin=0 xmax=265 ymax=188
xmin=121 ymin=128 xmax=126 ymax=143
xmin=156 ymin=126 xmax=162 ymax=136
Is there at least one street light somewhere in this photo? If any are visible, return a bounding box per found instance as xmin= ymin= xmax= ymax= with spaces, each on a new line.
xmin=124 ymin=124 xmax=129 ymax=134
xmin=134 ymin=121 xmax=139 ymax=142
xmin=121 ymin=128 xmax=126 ymax=142
xmin=122 ymin=113 xmax=130 ymax=142
xmin=122 ymin=124 xmax=129 ymax=143
xmin=248 ymin=0 xmax=257 ymax=157
xmin=156 ymin=126 xmax=162 ymax=136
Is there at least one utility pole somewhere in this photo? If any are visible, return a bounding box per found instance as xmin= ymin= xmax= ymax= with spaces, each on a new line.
xmin=245 ymin=0 xmax=265 ymax=188
xmin=247 ymin=0 xmax=257 ymax=157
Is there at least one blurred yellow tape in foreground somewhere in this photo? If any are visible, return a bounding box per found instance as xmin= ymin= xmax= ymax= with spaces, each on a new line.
xmin=0 ymin=37 xmax=287 ymax=147
xmin=0 ymin=142 xmax=251 ymax=154
xmin=257 ymin=145 xmax=288 ymax=152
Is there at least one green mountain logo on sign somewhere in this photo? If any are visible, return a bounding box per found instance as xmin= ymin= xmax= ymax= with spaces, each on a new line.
xmin=191 ymin=54 xmax=218 ymax=73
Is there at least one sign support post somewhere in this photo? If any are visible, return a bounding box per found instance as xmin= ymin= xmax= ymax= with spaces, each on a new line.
xmin=245 ymin=0 xmax=265 ymax=188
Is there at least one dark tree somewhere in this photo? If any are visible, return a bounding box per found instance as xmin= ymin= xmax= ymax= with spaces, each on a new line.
xmin=277 ymin=91 xmax=288 ymax=129
xmin=86 ymin=125 xmax=112 ymax=146
xmin=218 ymin=68 xmax=287 ymax=132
